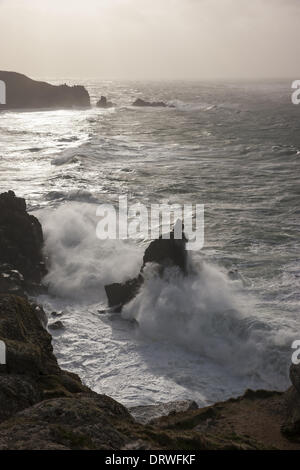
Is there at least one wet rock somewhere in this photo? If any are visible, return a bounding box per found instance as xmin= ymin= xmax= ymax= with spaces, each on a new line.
xmin=105 ymin=224 xmax=187 ymax=311
xmin=132 ymin=98 xmax=174 ymax=108
xmin=0 ymin=191 xmax=46 ymax=294
xmin=96 ymin=96 xmax=114 ymax=108
xmin=0 ymin=71 xmax=90 ymax=110
xmin=105 ymin=275 xmax=143 ymax=312
xmin=142 ymin=229 xmax=187 ymax=274
xmin=48 ymin=321 xmax=64 ymax=331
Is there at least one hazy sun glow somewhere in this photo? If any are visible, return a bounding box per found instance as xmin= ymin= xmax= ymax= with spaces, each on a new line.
xmin=0 ymin=0 xmax=299 ymax=79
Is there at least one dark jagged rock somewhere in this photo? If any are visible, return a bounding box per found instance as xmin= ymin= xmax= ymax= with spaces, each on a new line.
xmin=48 ymin=320 xmax=64 ymax=331
xmin=96 ymin=96 xmax=114 ymax=108
xmin=0 ymin=191 xmax=46 ymax=295
xmin=132 ymin=98 xmax=174 ymax=108
xmin=142 ymin=231 xmax=187 ymax=273
xmin=105 ymin=226 xmax=187 ymax=311
xmin=0 ymin=71 xmax=90 ymax=110
xmin=105 ymin=275 xmax=143 ymax=312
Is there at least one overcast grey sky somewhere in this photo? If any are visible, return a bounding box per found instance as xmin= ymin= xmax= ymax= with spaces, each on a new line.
xmin=0 ymin=0 xmax=299 ymax=79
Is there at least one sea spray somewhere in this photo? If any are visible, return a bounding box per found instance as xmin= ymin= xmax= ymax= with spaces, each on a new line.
xmin=39 ymin=202 xmax=143 ymax=301
xmin=122 ymin=261 xmax=290 ymax=381
xmin=39 ymin=202 xmax=291 ymax=387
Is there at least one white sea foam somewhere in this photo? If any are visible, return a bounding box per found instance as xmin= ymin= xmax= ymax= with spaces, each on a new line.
xmin=122 ymin=262 xmax=290 ymax=382
xmin=39 ymin=202 xmax=291 ymax=395
xmin=40 ymin=203 xmax=143 ymax=301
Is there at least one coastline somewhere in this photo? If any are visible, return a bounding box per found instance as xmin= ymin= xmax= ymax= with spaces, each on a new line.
xmin=0 ymin=191 xmax=299 ymax=450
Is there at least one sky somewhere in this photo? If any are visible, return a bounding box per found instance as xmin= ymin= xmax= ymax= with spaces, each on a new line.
xmin=0 ymin=0 xmax=299 ymax=80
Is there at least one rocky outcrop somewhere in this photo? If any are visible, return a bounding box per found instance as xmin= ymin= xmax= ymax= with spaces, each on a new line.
xmin=0 ymin=71 xmax=90 ymax=110
xmin=0 ymin=191 xmax=46 ymax=295
xmin=132 ymin=98 xmax=174 ymax=108
xmin=105 ymin=226 xmax=187 ymax=311
xmin=0 ymin=295 xmax=89 ymax=423
xmin=142 ymin=230 xmax=187 ymax=273
xmin=105 ymin=275 xmax=143 ymax=312
xmin=96 ymin=96 xmax=114 ymax=108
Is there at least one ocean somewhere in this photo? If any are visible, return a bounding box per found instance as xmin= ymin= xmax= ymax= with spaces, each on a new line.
xmin=0 ymin=79 xmax=299 ymax=407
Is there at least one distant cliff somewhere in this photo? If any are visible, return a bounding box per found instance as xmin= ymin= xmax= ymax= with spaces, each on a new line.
xmin=0 ymin=71 xmax=90 ymax=110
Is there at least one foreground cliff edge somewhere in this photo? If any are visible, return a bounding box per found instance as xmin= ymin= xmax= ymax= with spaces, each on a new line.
xmin=0 ymin=191 xmax=299 ymax=450
xmin=0 ymin=71 xmax=90 ymax=110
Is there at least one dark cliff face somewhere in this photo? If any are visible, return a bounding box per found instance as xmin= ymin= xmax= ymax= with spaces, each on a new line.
xmin=0 ymin=71 xmax=90 ymax=110
xmin=0 ymin=191 xmax=46 ymax=294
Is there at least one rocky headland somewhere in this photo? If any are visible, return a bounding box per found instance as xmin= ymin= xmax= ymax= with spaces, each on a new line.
xmin=132 ymin=98 xmax=174 ymax=108
xmin=0 ymin=191 xmax=299 ymax=450
xmin=0 ymin=71 xmax=90 ymax=110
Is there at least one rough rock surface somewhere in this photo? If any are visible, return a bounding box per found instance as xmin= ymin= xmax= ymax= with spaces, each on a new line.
xmin=0 ymin=264 xmax=26 ymax=297
xmin=0 ymin=295 xmax=88 ymax=419
xmin=0 ymin=71 xmax=90 ymax=110
xmin=290 ymin=363 xmax=300 ymax=394
xmin=281 ymin=363 xmax=300 ymax=439
xmin=0 ymin=191 xmax=46 ymax=295
xmin=130 ymin=400 xmax=199 ymax=425
xmin=105 ymin=227 xmax=187 ymax=311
